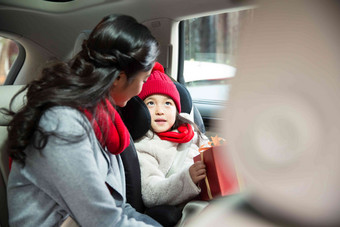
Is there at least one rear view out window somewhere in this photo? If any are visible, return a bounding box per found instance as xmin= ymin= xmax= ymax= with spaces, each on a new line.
xmin=181 ymin=9 xmax=253 ymax=109
xmin=182 ymin=9 xmax=253 ymax=85
xmin=0 ymin=37 xmax=19 ymax=85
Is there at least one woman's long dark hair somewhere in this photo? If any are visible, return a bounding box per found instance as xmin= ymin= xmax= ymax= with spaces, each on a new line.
xmin=3 ymin=14 xmax=159 ymax=164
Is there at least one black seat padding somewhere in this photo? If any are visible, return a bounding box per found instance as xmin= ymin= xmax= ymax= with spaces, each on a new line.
xmin=119 ymin=96 xmax=150 ymax=141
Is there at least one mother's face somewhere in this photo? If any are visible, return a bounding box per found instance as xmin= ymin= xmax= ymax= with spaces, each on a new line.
xmin=110 ymin=69 xmax=151 ymax=107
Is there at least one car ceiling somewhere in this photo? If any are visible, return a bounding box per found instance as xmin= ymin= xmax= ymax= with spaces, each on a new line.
xmin=0 ymin=0 xmax=250 ymax=58
xmin=0 ymin=0 xmax=252 ymax=84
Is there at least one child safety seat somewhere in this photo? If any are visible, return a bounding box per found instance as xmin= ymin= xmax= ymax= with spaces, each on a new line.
xmin=118 ymin=83 xmax=205 ymax=226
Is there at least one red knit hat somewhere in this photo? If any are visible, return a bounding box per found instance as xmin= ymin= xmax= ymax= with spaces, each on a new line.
xmin=138 ymin=62 xmax=181 ymax=113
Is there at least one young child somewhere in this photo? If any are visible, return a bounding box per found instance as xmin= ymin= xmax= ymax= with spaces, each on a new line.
xmin=135 ymin=62 xmax=209 ymax=208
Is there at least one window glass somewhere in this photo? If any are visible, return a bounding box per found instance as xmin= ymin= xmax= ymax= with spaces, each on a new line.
xmin=182 ymin=9 xmax=253 ymax=92
xmin=181 ymin=9 xmax=254 ymax=135
xmin=0 ymin=37 xmax=19 ymax=85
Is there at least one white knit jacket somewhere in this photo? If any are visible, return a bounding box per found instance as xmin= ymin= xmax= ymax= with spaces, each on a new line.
xmin=135 ymin=120 xmax=209 ymax=208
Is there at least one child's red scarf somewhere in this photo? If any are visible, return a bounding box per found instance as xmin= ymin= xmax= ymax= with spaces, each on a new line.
xmin=82 ymin=99 xmax=130 ymax=155
xmin=157 ymin=123 xmax=194 ymax=143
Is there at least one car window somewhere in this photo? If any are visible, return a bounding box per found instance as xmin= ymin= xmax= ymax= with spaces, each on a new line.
xmin=0 ymin=37 xmax=19 ymax=85
xmin=182 ymin=9 xmax=253 ymax=88
xmin=180 ymin=9 xmax=253 ymax=135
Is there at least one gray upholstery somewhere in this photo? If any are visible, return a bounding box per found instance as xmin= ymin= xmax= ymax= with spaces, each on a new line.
xmin=0 ymin=85 xmax=26 ymax=126
xmin=0 ymin=85 xmax=26 ymax=227
xmin=71 ymin=30 xmax=91 ymax=57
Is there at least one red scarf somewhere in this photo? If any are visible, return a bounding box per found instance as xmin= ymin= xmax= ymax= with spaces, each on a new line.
xmin=157 ymin=123 xmax=194 ymax=143
xmin=82 ymin=99 xmax=130 ymax=155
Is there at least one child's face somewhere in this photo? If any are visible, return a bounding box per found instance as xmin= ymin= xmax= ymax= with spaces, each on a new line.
xmin=144 ymin=94 xmax=177 ymax=133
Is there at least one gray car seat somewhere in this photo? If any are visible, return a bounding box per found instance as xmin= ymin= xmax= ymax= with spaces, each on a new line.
xmin=0 ymin=85 xmax=26 ymax=227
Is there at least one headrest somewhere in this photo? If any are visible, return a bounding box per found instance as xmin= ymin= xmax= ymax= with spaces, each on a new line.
xmin=0 ymin=85 xmax=26 ymax=126
xmin=71 ymin=30 xmax=91 ymax=57
xmin=118 ymin=96 xmax=151 ymax=141
xmin=175 ymin=82 xmax=192 ymax=114
xmin=119 ymin=82 xmax=193 ymax=141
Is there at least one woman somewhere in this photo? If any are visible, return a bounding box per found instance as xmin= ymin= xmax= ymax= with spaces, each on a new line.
xmin=5 ymin=15 xmax=161 ymax=226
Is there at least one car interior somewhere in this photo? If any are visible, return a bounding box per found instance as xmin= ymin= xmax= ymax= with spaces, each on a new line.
xmin=0 ymin=0 xmax=256 ymax=226
xmin=4 ymin=0 xmax=339 ymax=227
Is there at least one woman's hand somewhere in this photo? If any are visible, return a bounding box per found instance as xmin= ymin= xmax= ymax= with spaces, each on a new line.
xmin=189 ymin=161 xmax=206 ymax=184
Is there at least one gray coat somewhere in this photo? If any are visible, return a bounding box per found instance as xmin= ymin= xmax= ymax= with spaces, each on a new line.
xmin=7 ymin=107 xmax=160 ymax=227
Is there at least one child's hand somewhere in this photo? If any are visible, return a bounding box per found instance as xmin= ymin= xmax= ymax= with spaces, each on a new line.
xmin=189 ymin=161 xmax=206 ymax=184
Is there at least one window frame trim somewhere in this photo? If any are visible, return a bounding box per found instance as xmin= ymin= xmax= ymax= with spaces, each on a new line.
xmin=4 ymin=40 xmax=26 ymax=85
xmin=177 ymin=21 xmax=185 ymax=85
